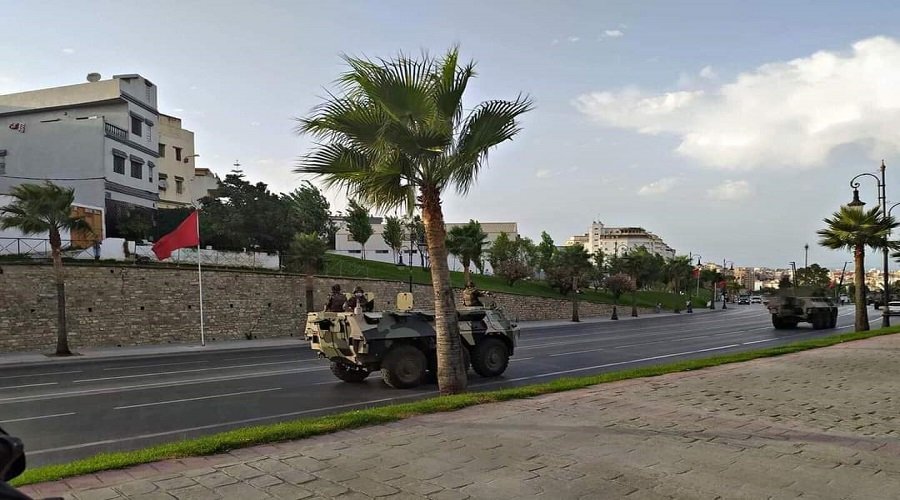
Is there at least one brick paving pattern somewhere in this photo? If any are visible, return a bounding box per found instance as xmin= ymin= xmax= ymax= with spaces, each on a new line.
xmin=21 ymin=334 xmax=900 ymax=499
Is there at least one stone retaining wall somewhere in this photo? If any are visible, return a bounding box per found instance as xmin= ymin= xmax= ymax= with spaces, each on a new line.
xmin=0 ymin=264 xmax=650 ymax=352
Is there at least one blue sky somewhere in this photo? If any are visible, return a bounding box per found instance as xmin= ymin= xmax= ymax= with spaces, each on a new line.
xmin=4 ymin=0 xmax=900 ymax=268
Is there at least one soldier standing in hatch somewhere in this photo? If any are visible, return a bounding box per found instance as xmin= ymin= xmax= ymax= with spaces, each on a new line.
xmin=462 ymin=281 xmax=488 ymax=307
xmin=324 ymin=284 xmax=347 ymax=312
xmin=344 ymin=286 xmax=370 ymax=313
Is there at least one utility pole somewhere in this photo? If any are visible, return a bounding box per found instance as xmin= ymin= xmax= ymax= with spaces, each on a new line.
xmin=804 ymin=243 xmax=809 ymax=269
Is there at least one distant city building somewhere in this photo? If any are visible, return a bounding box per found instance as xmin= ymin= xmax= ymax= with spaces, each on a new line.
xmin=0 ymin=73 xmax=160 ymax=240
xmin=565 ymin=220 xmax=675 ymax=258
xmin=157 ymin=114 xmax=201 ymax=208
xmin=331 ymin=220 xmax=518 ymax=273
xmin=733 ymin=267 xmax=757 ymax=291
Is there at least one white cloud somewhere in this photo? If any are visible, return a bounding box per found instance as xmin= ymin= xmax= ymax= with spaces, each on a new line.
xmin=604 ymin=30 xmax=624 ymax=38
xmin=707 ymin=180 xmax=752 ymax=201
xmin=699 ymin=65 xmax=717 ymax=79
xmin=575 ymin=36 xmax=900 ymax=169
xmin=567 ymin=36 xmax=580 ymax=43
xmin=551 ymin=39 xmax=560 ymax=46
xmin=535 ymin=169 xmax=553 ymax=178
xmin=61 ymin=48 xmax=75 ymax=54
xmin=638 ymin=177 xmax=680 ymax=196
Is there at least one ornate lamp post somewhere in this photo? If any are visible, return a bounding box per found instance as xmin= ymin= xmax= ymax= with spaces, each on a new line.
xmin=849 ymin=161 xmax=890 ymax=327
xmin=722 ymin=260 xmax=734 ymax=309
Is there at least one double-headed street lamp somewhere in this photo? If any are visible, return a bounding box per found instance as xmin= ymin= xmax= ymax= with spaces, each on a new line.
xmin=688 ymin=252 xmax=702 ymax=313
xmin=722 ymin=260 xmax=734 ymax=310
xmin=849 ymin=160 xmax=890 ymax=327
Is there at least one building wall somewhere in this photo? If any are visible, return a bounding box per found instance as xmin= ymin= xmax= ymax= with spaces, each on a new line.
xmin=0 ymin=263 xmax=651 ymax=352
xmin=157 ymin=114 xmax=197 ymax=208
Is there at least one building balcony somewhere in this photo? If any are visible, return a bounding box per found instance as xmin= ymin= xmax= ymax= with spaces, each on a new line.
xmin=104 ymin=121 xmax=128 ymax=142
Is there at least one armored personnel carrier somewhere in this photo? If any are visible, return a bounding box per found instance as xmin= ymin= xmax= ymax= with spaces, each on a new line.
xmin=767 ymin=292 xmax=838 ymax=330
xmin=305 ymin=293 xmax=519 ymax=388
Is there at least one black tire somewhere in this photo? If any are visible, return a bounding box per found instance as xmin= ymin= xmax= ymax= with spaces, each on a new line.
xmin=786 ymin=320 xmax=799 ymax=329
xmin=330 ymin=361 xmax=369 ymax=383
xmin=830 ymin=310 xmax=838 ymax=328
xmin=471 ymin=337 xmax=510 ymax=378
xmin=772 ymin=315 xmax=786 ymax=329
xmin=381 ymin=344 xmax=427 ymax=389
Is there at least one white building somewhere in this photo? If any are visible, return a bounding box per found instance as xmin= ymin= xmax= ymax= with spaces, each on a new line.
xmin=332 ymin=220 xmax=518 ymax=273
xmin=565 ymin=220 xmax=676 ymax=259
xmin=157 ymin=114 xmax=197 ymax=208
xmin=0 ymin=73 xmax=161 ymax=241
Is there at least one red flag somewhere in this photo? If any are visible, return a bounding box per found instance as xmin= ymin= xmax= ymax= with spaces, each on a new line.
xmin=152 ymin=211 xmax=199 ymax=260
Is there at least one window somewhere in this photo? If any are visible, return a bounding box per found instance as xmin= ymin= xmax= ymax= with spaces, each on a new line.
xmin=158 ymin=143 xmax=166 ymax=157
xmin=175 ymin=178 xmax=184 ymax=194
xmin=174 ymin=147 xmax=182 ymax=161
xmin=375 ymin=250 xmax=389 ymax=254
xmin=130 ymin=160 xmax=142 ymax=179
xmin=348 ymin=250 xmax=362 ymax=254
xmin=131 ymin=115 xmax=142 ymax=136
xmin=113 ymin=156 xmax=125 ymax=174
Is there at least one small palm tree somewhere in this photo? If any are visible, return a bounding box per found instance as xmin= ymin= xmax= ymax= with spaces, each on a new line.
xmin=0 ymin=182 xmax=92 ymax=355
xmin=818 ymin=206 xmax=898 ymax=332
xmin=446 ymin=220 xmax=488 ymax=284
xmin=295 ymin=48 xmax=531 ymax=394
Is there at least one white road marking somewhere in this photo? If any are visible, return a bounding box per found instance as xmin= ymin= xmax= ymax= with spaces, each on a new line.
xmin=114 ymin=388 xmax=283 ymax=410
xmin=103 ymin=361 xmax=208 ymax=371
xmin=742 ymin=338 xmax=780 ymax=345
xmin=0 ymin=371 xmax=81 ymax=380
xmin=75 ymin=360 xmax=303 ymax=383
xmin=509 ymin=357 xmax=533 ymax=362
xmin=500 ymin=344 xmax=743 ymax=383
xmin=0 ymin=366 xmax=329 ymax=405
xmin=222 ymin=353 xmax=299 ymax=362
xmin=0 ymin=382 xmax=57 ymax=390
xmin=29 ymin=394 xmax=432 ymax=456
xmin=550 ymin=347 xmax=604 ymax=357
xmin=0 ymin=412 xmax=76 ymax=424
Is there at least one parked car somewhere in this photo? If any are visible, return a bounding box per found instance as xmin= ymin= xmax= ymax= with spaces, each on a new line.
xmin=750 ymin=296 xmax=763 ymax=304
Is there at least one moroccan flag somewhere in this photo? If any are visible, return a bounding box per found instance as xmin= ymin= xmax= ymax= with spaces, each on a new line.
xmin=152 ymin=211 xmax=199 ymax=260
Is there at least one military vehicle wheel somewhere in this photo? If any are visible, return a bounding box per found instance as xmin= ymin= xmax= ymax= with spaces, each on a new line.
xmin=471 ymin=337 xmax=510 ymax=378
xmin=381 ymin=344 xmax=427 ymax=388
xmin=772 ymin=315 xmax=786 ymax=329
xmin=330 ymin=362 xmax=369 ymax=383
xmin=812 ymin=312 xmax=827 ymax=330
xmin=830 ymin=311 xmax=838 ymax=328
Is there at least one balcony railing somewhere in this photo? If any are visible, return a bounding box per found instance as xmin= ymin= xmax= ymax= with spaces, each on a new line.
xmin=104 ymin=121 xmax=128 ymax=142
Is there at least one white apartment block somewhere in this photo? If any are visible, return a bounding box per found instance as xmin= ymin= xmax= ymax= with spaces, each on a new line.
xmin=331 ymin=220 xmax=518 ymax=273
xmin=0 ymin=73 xmax=161 ymax=240
xmin=565 ymin=221 xmax=676 ymax=259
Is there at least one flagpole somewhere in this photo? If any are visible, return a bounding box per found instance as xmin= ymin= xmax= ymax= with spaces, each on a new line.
xmin=197 ymin=209 xmax=205 ymax=347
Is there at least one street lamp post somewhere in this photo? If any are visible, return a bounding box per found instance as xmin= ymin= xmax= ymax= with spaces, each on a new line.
xmin=849 ymin=160 xmax=890 ymax=327
xmin=804 ymin=244 xmax=809 ymax=269
xmin=688 ymin=252 xmax=702 ymax=314
xmin=722 ymin=260 xmax=734 ymax=309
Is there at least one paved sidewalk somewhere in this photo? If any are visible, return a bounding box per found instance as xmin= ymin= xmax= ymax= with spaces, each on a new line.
xmin=20 ymin=333 xmax=900 ymax=499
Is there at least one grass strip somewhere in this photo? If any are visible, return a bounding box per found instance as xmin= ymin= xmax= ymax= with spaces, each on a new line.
xmin=14 ymin=325 xmax=898 ymax=487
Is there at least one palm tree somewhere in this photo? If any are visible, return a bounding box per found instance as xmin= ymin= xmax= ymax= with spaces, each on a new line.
xmin=818 ymin=206 xmax=898 ymax=332
xmin=295 ymin=48 xmax=532 ymax=394
xmin=446 ymin=220 xmax=488 ymax=284
xmin=0 ymin=182 xmax=92 ymax=355
xmin=287 ymin=233 xmax=327 ymax=312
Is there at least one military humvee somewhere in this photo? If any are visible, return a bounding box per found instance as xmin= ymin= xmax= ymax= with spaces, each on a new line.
xmin=767 ymin=293 xmax=838 ymax=330
xmin=305 ymin=293 xmax=519 ymax=388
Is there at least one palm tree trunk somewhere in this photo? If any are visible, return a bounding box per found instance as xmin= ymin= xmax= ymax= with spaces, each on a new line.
xmin=49 ymin=228 xmax=71 ymax=355
xmin=463 ymin=264 xmax=470 ymax=285
xmin=420 ymin=186 xmax=466 ymax=394
xmin=854 ymin=244 xmax=869 ymax=331
xmin=571 ymin=275 xmax=579 ymax=322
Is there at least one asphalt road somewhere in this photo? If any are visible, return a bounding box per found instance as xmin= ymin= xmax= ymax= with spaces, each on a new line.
xmin=0 ymin=304 xmax=864 ymax=467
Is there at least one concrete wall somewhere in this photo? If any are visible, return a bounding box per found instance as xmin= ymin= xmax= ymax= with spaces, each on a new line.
xmin=0 ymin=264 xmax=648 ymax=352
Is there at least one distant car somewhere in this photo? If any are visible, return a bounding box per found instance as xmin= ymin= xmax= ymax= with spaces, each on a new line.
xmin=750 ymin=296 xmax=763 ymax=304
xmin=738 ymin=296 xmax=750 ymax=304
xmin=888 ymin=301 xmax=900 ymax=315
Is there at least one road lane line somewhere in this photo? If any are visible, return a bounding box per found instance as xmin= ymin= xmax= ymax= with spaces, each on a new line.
xmin=103 ymin=361 xmax=209 ymax=371
xmin=742 ymin=338 xmax=780 ymax=345
xmin=29 ymin=394 xmax=432 ymax=456
xmin=550 ymin=347 xmax=603 ymax=357
xmin=509 ymin=357 xmax=534 ymax=362
xmin=0 ymin=371 xmax=81 ymax=380
xmin=499 ymin=344 xmax=743 ymax=383
xmin=0 ymin=382 xmax=57 ymax=390
xmin=75 ymin=360 xmax=305 ymax=383
xmin=222 ymin=353 xmax=300 ymax=362
xmin=0 ymin=412 xmax=76 ymax=424
xmin=114 ymin=388 xmax=283 ymax=410
xmin=0 ymin=366 xmax=328 ymax=405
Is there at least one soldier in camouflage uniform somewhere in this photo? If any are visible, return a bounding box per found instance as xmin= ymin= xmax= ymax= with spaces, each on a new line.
xmin=324 ymin=284 xmax=347 ymax=312
xmin=462 ymin=281 xmax=487 ymax=307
